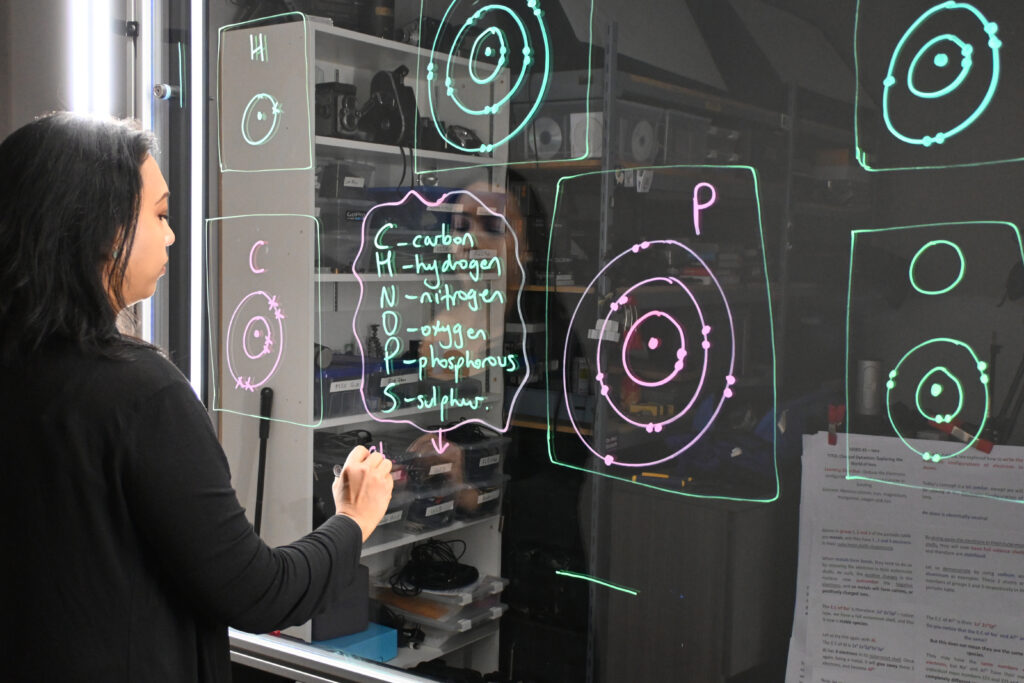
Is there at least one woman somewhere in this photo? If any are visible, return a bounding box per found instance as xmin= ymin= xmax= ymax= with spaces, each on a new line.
xmin=0 ymin=112 xmax=393 ymax=681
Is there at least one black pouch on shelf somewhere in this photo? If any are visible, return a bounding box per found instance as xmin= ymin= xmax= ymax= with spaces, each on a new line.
xmin=380 ymin=357 xmax=421 ymax=404
xmin=421 ymin=376 xmax=483 ymax=404
xmin=315 ymin=356 xmax=386 ymax=419
xmin=311 ymin=564 xmax=370 ymax=641
xmin=462 ymin=439 xmax=508 ymax=484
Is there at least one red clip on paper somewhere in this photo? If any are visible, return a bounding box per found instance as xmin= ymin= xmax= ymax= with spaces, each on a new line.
xmin=828 ymin=405 xmax=846 ymax=445
xmin=927 ymin=418 xmax=994 ymax=454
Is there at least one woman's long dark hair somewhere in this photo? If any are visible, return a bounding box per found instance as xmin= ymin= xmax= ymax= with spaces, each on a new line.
xmin=0 ymin=112 xmax=156 ymax=362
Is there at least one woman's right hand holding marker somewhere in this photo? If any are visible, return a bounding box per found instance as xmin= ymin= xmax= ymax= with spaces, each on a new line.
xmin=332 ymin=445 xmax=394 ymax=542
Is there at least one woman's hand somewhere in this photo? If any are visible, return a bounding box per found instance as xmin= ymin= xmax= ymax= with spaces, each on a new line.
xmin=332 ymin=445 xmax=393 ymax=542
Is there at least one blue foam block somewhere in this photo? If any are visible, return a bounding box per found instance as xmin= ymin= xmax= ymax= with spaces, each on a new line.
xmin=312 ymin=622 xmax=398 ymax=662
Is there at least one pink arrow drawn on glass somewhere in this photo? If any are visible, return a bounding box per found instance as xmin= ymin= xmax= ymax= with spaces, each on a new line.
xmin=431 ymin=430 xmax=450 ymax=455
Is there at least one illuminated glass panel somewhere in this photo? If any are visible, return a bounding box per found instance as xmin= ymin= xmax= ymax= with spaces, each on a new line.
xmin=217 ymin=13 xmax=314 ymax=173
xmin=846 ymin=221 xmax=1024 ymax=503
xmin=414 ymin=0 xmax=595 ymax=174
xmin=206 ymin=214 xmax=322 ymax=427
xmin=855 ymin=0 xmax=1024 ymax=171
xmin=545 ymin=165 xmax=778 ymax=502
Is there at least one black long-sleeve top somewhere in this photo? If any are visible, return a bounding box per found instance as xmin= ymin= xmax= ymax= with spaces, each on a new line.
xmin=0 ymin=340 xmax=362 ymax=681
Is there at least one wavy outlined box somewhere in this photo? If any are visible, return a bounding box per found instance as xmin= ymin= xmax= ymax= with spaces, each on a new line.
xmin=349 ymin=188 xmax=530 ymax=447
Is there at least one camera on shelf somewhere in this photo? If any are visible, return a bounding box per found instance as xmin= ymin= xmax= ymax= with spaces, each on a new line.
xmin=418 ymin=117 xmax=450 ymax=153
xmin=316 ymin=65 xmax=486 ymax=156
xmin=446 ymin=124 xmax=483 ymax=152
xmin=315 ymin=82 xmax=364 ymax=140
xmin=358 ymin=65 xmax=418 ymax=146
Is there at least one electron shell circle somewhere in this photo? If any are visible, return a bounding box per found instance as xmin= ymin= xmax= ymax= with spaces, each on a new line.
xmin=241 ymin=93 xmax=283 ymax=146
xmin=595 ymin=278 xmax=711 ymax=433
xmin=563 ymin=239 xmax=736 ymax=468
xmin=469 ymin=26 xmax=508 ymax=85
xmin=427 ymin=0 xmax=551 ymax=154
xmin=242 ymin=316 xmax=274 ymax=360
xmin=885 ymin=337 xmax=989 ymax=462
xmin=915 ymin=365 xmax=964 ymax=424
xmin=226 ymin=290 xmax=286 ymax=392
xmin=882 ymin=2 xmax=1001 ymax=147
xmin=907 ymin=34 xmax=972 ymax=99
xmin=620 ymin=310 xmax=687 ymax=387
xmin=909 ymin=239 xmax=965 ymax=295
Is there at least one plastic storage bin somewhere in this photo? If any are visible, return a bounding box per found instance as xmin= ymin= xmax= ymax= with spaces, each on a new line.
xmin=371 ymin=590 xmax=507 ymax=633
xmin=374 ymin=574 xmax=508 ymax=606
xmin=358 ymin=491 xmax=413 ymax=549
xmin=454 ymin=434 xmax=509 ymax=484
xmin=404 ymin=488 xmax=457 ymax=533
xmin=316 ymin=196 xmax=376 ymax=273
xmin=315 ymin=355 xmax=385 ymax=419
xmin=454 ymin=475 xmax=506 ymax=520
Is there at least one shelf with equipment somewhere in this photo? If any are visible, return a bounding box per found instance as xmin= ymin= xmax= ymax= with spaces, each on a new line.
xmin=214 ymin=12 xmax=512 ymax=676
xmin=309 ymin=17 xmax=508 ymax=192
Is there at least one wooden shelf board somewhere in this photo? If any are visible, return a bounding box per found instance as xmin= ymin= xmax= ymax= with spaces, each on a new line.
xmin=523 ymin=284 xmax=587 ymax=294
xmin=511 ymin=418 xmax=592 ymax=436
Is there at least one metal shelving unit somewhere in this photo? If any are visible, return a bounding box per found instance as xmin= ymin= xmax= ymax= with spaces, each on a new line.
xmin=216 ymin=13 xmax=511 ymax=677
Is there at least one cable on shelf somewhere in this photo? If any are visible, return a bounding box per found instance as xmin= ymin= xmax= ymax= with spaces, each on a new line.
xmin=389 ymin=539 xmax=479 ymax=596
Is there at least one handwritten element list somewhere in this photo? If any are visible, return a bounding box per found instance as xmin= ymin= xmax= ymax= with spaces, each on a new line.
xmin=353 ymin=190 xmax=527 ymax=450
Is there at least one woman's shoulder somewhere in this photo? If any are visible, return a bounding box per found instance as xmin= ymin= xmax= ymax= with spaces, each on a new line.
xmin=105 ymin=342 xmax=192 ymax=396
xmin=47 ymin=340 xmax=194 ymax=407
xmin=2 ymin=339 xmax=198 ymax=425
